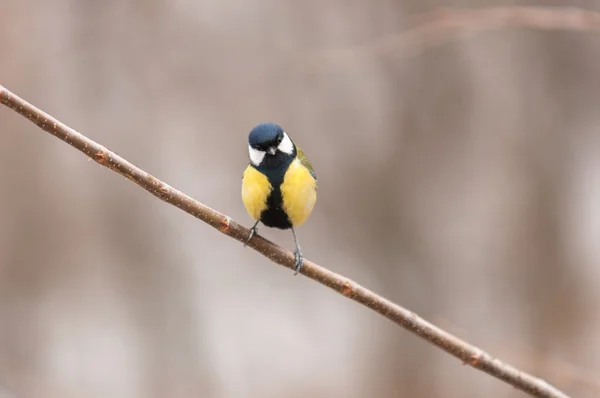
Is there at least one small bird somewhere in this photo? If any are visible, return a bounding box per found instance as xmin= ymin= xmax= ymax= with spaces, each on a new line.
xmin=241 ymin=122 xmax=317 ymax=274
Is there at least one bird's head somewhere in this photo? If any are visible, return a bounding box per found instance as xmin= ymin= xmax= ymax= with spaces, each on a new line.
xmin=247 ymin=122 xmax=295 ymax=167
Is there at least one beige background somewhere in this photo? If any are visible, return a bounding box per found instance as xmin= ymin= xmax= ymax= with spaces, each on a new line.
xmin=1 ymin=1 xmax=600 ymax=397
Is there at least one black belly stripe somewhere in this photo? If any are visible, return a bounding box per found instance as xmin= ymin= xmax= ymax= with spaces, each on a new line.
xmin=253 ymin=151 xmax=295 ymax=230
xmin=260 ymin=185 xmax=292 ymax=229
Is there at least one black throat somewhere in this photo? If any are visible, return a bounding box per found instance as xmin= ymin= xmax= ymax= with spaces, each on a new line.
xmin=253 ymin=150 xmax=295 ymax=230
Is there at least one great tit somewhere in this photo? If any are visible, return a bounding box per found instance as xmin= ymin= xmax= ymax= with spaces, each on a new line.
xmin=241 ymin=122 xmax=317 ymax=274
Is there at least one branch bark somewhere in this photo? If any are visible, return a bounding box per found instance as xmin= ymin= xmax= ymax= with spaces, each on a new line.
xmin=0 ymin=85 xmax=571 ymax=398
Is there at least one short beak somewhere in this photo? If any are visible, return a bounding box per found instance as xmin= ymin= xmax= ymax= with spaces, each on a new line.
xmin=267 ymin=147 xmax=277 ymax=155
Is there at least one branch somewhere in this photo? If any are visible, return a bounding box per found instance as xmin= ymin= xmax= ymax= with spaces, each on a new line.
xmin=305 ymin=6 xmax=600 ymax=71
xmin=0 ymin=85 xmax=570 ymax=398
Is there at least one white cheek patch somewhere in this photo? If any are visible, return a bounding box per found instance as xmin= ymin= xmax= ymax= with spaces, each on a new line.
xmin=278 ymin=132 xmax=294 ymax=155
xmin=249 ymin=145 xmax=265 ymax=166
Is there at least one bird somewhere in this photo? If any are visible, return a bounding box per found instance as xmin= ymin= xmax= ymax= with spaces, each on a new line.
xmin=241 ymin=122 xmax=317 ymax=274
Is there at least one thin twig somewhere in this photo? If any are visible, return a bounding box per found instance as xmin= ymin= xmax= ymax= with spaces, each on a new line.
xmin=304 ymin=6 xmax=600 ymax=72
xmin=0 ymin=86 xmax=570 ymax=398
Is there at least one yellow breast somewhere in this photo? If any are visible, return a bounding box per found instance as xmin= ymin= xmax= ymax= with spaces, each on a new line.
xmin=280 ymin=159 xmax=317 ymax=227
xmin=241 ymin=166 xmax=272 ymax=221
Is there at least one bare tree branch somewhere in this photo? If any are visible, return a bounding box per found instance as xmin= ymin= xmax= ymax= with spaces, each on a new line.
xmin=0 ymin=85 xmax=571 ymax=398
xmin=305 ymin=6 xmax=600 ymax=72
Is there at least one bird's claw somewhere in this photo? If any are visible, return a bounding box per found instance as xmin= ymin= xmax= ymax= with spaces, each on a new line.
xmin=293 ymin=249 xmax=303 ymax=275
xmin=244 ymin=226 xmax=257 ymax=248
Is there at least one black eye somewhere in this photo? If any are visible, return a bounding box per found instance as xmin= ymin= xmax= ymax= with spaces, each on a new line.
xmin=276 ymin=134 xmax=283 ymax=144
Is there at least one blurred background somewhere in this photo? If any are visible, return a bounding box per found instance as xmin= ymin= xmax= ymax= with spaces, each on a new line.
xmin=1 ymin=1 xmax=600 ymax=397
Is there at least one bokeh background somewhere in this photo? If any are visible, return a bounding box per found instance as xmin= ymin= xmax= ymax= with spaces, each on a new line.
xmin=1 ymin=1 xmax=600 ymax=397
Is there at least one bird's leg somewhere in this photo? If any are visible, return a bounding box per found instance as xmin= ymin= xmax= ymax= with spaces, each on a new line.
xmin=244 ymin=220 xmax=260 ymax=247
xmin=291 ymin=227 xmax=303 ymax=275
